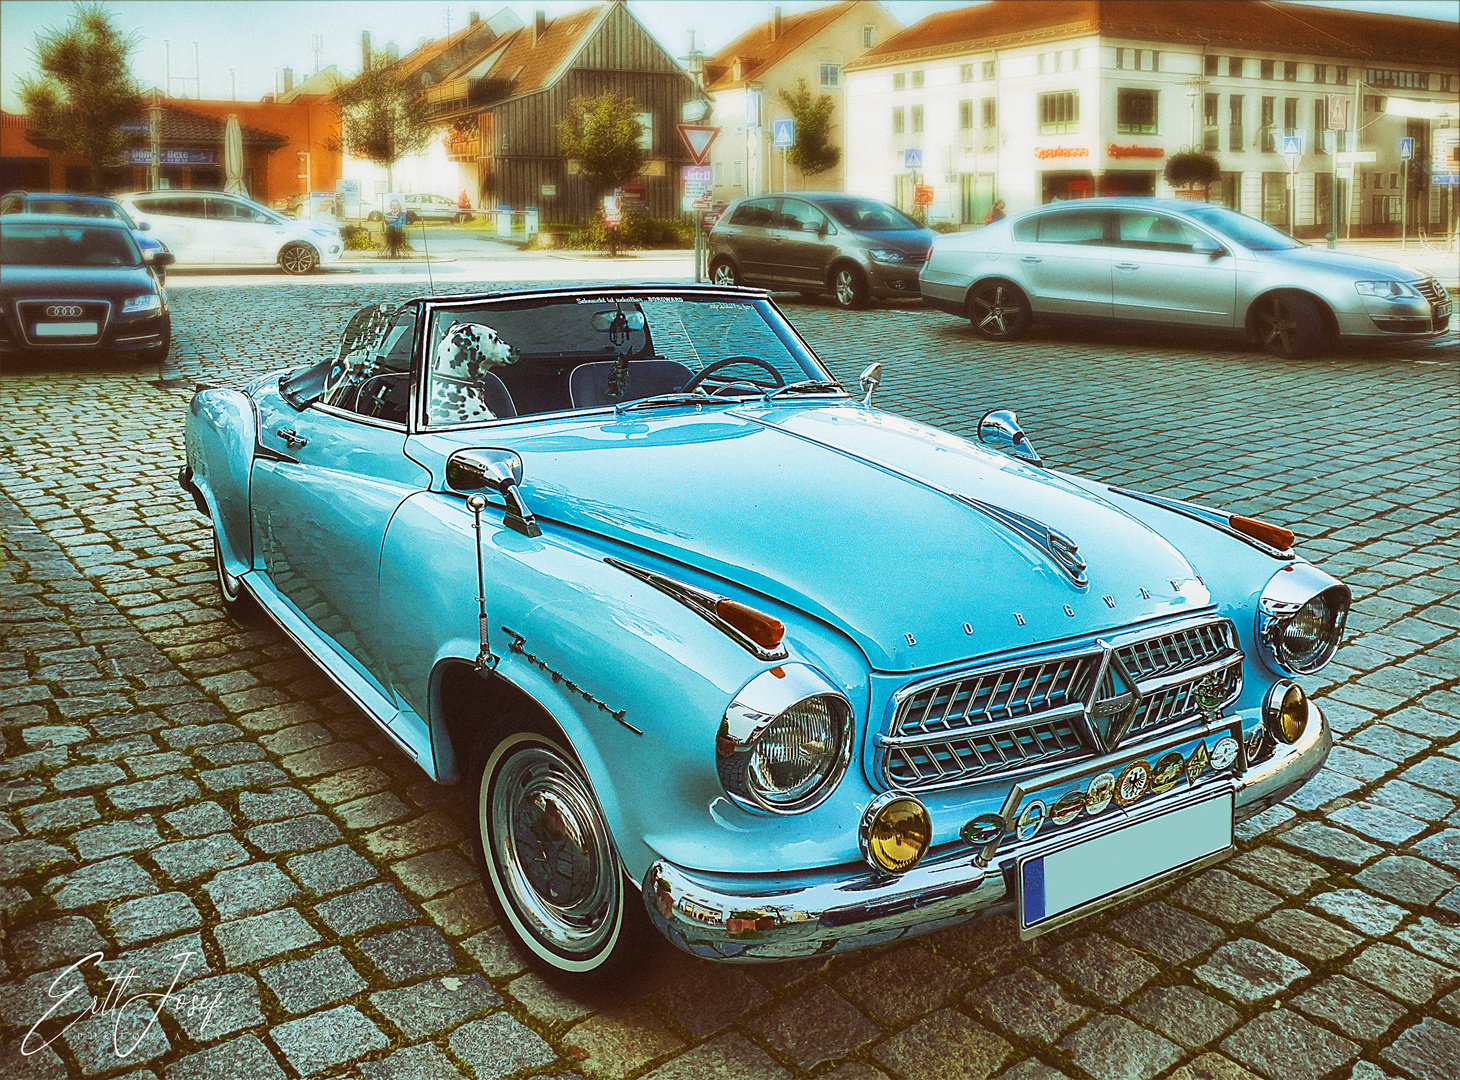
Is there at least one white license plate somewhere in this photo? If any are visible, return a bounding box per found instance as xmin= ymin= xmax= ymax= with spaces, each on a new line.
xmin=1018 ymin=791 xmax=1233 ymax=937
xmin=34 ymin=322 xmax=98 ymax=337
xmin=1437 ymin=301 xmax=1453 ymax=319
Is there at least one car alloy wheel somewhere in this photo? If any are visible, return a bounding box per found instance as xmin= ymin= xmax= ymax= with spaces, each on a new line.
xmin=1253 ymin=291 xmax=1325 ymax=359
xmin=968 ymin=280 xmax=1032 ymax=340
xmin=833 ymin=266 xmax=868 ymax=309
xmin=475 ymin=730 xmax=648 ymax=986
xmin=280 ymin=243 xmax=317 ymax=275
xmin=710 ymin=260 xmax=738 ymax=287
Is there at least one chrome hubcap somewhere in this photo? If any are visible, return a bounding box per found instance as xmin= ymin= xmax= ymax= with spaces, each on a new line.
xmin=836 ymin=273 xmax=854 ymax=304
xmin=489 ymin=746 xmax=617 ymax=956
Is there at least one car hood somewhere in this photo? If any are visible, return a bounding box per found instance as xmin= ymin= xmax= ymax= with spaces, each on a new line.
xmin=1256 ymin=246 xmax=1429 ymax=281
xmin=850 ymin=227 xmax=934 ymax=253
xmin=494 ymin=403 xmax=1206 ymax=672
xmin=0 ymin=264 xmax=157 ymax=299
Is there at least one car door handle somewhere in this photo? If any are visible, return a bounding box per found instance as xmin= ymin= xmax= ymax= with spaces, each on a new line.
xmin=1020 ymin=255 xmax=1042 ymax=263
xmin=1116 ymin=262 xmax=1140 ymax=271
xmin=275 ymin=428 xmax=307 ymax=447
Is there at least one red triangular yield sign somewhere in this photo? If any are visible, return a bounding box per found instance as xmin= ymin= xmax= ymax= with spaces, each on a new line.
xmin=677 ymin=125 xmax=719 ymax=165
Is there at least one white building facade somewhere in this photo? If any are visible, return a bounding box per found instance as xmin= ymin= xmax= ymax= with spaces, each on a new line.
xmin=844 ymin=2 xmax=1458 ymax=237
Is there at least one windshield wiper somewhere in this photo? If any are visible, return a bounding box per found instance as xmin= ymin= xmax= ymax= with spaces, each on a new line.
xmin=614 ymin=393 xmax=718 ymax=415
xmin=763 ymin=379 xmax=846 ymax=401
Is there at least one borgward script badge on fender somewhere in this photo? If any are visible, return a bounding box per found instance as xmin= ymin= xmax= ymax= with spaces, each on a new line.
xmin=1080 ymin=643 xmax=1143 ymax=753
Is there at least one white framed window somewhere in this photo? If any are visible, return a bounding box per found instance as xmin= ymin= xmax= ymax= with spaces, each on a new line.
xmin=732 ymin=159 xmax=743 ymax=185
xmin=862 ymin=25 xmax=874 ymax=49
xmin=893 ymin=72 xmax=906 ymax=91
xmin=636 ymin=112 xmax=653 ymax=151
xmin=713 ymin=160 xmax=724 ymax=185
xmin=819 ymin=63 xmax=840 ymax=89
xmin=960 ymin=64 xmax=974 ymax=82
xmin=982 ymin=60 xmax=995 ymax=79
xmin=911 ymin=70 xmax=924 ymax=88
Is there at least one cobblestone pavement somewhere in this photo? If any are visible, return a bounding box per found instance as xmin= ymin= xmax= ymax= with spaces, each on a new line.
xmin=1 ymin=273 xmax=1457 ymax=1080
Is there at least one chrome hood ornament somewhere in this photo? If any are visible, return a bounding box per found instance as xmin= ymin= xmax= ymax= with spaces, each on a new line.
xmin=955 ymin=495 xmax=1089 ymax=588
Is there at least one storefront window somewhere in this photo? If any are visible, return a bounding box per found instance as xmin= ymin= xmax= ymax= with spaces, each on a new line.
xmin=1261 ymin=97 xmax=1276 ymax=151
xmin=1117 ymin=89 xmax=1158 ymax=134
xmin=1038 ymin=91 xmax=1079 ymax=134
xmin=1261 ymin=172 xmax=1289 ymax=226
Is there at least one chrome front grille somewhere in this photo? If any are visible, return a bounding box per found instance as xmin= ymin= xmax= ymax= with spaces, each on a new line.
xmin=1413 ymin=278 xmax=1443 ymax=303
xmin=879 ymin=617 xmax=1242 ymax=791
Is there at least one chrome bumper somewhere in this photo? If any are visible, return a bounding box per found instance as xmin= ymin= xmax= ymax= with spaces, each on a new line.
xmin=643 ymin=704 xmax=1331 ymax=963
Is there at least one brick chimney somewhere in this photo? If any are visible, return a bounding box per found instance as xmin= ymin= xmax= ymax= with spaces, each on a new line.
xmin=469 ymin=10 xmax=479 ymax=24
xmin=361 ymin=30 xmax=371 ymax=70
xmin=534 ymin=10 xmax=546 ymax=45
xmin=282 ymin=67 xmax=294 ymax=94
xmin=771 ymin=7 xmax=782 ymax=41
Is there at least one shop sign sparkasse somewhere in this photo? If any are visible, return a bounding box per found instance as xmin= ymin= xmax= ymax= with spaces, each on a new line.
xmin=1108 ymin=144 xmax=1164 ymax=158
xmin=1035 ymin=146 xmax=1089 ymax=159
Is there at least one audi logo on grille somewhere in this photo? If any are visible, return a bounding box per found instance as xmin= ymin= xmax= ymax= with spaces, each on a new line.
xmin=45 ymin=305 xmax=84 ymax=318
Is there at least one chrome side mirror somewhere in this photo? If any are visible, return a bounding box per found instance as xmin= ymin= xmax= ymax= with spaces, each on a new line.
xmin=977 ymin=408 xmax=1043 ymax=467
xmin=859 ymin=362 xmax=882 ymax=406
xmin=446 ymin=448 xmax=541 ymax=536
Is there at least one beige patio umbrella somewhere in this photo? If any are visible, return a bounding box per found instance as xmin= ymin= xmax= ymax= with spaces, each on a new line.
xmin=223 ymin=114 xmax=245 ymax=195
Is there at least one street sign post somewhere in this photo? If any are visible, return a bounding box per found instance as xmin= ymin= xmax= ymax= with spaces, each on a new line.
xmin=676 ymin=125 xmax=719 ymax=165
xmin=903 ymin=148 xmax=923 ymax=170
xmin=1400 ymin=137 xmax=1414 ymax=161
xmin=771 ymin=118 xmax=794 ymax=148
xmin=1283 ymin=133 xmax=1304 ymax=236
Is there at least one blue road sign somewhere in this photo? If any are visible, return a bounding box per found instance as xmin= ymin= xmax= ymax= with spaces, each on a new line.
xmin=772 ymin=118 xmax=794 ymax=148
xmin=1400 ymin=136 xmax=1414 ymax=161
xmin=904 ymin=148 xmax=923 ymax=169
xmin=1433 ymin=174 xmax=1460 ymax=186
xmin=1282 ymin=133 xmax=1304 ymax=157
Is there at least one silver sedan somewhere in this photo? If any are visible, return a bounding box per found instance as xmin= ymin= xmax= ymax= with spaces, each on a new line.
xmin=920 ymin=197 xmax=1451 ymax=358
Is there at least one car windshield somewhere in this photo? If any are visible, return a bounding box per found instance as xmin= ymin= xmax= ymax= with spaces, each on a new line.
xmin=26 ymin=198 xmax=135 ymax=226
xmin=1183 ymin=206 xmax=1302 ymax=251
xmin=0 ymin=222 xmax=141 ymax=267
xmin=819 ymin=198 xmax=921 ymax=232
xmin=421 ymin=293 xmax=831 ymax=426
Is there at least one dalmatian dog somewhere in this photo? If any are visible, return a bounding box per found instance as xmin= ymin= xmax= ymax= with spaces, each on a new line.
xmin=429 ymin=321 xmax=518 ymax=423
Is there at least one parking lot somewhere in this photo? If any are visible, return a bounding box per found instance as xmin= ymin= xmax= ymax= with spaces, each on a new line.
xmin=1 ymin=263 xmax=1457 ymax=1080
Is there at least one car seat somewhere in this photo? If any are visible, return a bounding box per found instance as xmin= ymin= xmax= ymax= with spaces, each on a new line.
xmin=568 ymin=359 xmax=695 ymax=408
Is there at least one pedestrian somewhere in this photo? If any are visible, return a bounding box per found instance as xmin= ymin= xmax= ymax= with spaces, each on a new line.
xmin=384 ymin=197 xmax=407 ymax=258
xmin=985 ymin=199 xmax=1006 ymax=224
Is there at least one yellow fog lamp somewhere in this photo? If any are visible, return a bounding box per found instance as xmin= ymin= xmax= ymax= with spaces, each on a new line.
xmin=860 ymin=791 xmax=932 ymax=874
xmin=1263 ymin=681 xmax=1309 ymax=744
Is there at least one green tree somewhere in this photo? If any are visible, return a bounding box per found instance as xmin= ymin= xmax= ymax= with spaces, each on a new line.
xmin=335 ymin=51 xmax=436 ymax=192
xmin=18 ymin=2 xmax=143 ymax=192
xmin=778 ymin=78 xmax=841 ymax=178
xmin=557 ymin=92 xmax=645 ymax=256
xmin=1164 ymin=149 xmax=1221 ymax=196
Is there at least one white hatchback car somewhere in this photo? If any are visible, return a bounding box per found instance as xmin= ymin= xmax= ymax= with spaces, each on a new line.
xmin=115 ymin=191 xmax=343 ymax=274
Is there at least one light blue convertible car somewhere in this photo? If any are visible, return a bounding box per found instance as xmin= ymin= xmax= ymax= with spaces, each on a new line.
xmin=181 ymin=284 xmax=1348 ymax=987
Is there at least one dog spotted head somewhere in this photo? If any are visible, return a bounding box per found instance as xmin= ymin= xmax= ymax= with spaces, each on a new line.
xmin=434 ymin=322 xmax=518 ymax=381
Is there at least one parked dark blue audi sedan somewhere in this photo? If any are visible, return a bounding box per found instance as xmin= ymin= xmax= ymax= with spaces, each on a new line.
xmin=0 ymin=213 xmax=173 ymax=362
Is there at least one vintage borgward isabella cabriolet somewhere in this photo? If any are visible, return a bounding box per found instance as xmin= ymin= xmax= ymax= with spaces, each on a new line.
xmin=181 ymin=284 xmax=1348 ymax=987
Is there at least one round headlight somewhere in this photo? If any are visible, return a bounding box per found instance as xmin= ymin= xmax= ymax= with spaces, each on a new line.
xmin=718 ymin=666 xmax=852 ymax=814
xmin=860 ymin=791 xmax=932 ymax=874
xmin=1257 ymin=566 xmax=1350 ymax=676
xmin=1264 ymin=682 xmax=1308 ymax=744
xmin=1275 ymin=589 xmax=1346 ymax=673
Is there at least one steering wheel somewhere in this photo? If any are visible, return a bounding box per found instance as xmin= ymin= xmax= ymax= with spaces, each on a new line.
xmin=682 ymin=356 xmax=786 ymax=396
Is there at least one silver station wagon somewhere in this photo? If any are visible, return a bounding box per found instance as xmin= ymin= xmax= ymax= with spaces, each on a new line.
xmin=921 ymin=197 xmax=1451 ymax=357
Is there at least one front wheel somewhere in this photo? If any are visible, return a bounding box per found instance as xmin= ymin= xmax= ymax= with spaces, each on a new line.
xmin=279 ymin=243 xmax=317 ymax=275
xmin=831 ymin=265 xmax=868 ymax=309
xmin=473 ymin=729 xmax=652 ymax=988
xmin=967 ymin=279 xmax=1032 ymax=340
xmin=1251 ymin=292 xmax=1326 ymax=358
xmin=710 ymin=258 xmax=739 ymax=287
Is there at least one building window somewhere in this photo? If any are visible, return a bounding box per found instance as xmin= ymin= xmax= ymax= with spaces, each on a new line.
xmin=732 ymin=160 xmax=743 ymax=185
xmin=982 ymin=97 xmax=997 ymax=128
xmin=1261 ymin=96 xmax=1275 ymax=151
xmin=1335 ymin=66 xmax=1348 ymax=84
xmin=1151 ymin=51 xmax=1160 ymax=72
xmin=893 ymin=73 xmax=905 ymax=91
xmin=1229 ymin=56 xmax=1244 ymax=78
xmin=819 ymin=63 xmax=840 ymax=89
xmin=1230 ymin=94 xmax=1244 ymax=151
xmin=911 ymin=104 xmax=923 ymax=134
xmin=1205 ymin=55 xmax=1219 ymax=76
xmin=1204 ymin=93 xmax=1219 ymax=150
xmin=1117 ymin=88 xmax=1158 ymax=134
xmin=1261 ymin=59 xmax=1274 ymax=80
xmin=1038 ymin=91 xmax=1079 ymax=134
xmin=1071 ymin=48 xmax=1081 ymax=69
xmin=959 ymin=99 xmax=973 ymax=130
xmin=862 ymin=25 xmax=874 ymax=48
xmin=1391 ymin=172 xmax=1399 ymax=188
xmin=1315 ymin=64 xmax=1327 ymax=84
xmin=982 ymin=60 xmax=995 ymax=80
xmin=713 ymin=160 xmax=724 ymax=185
xmin=1314 ymin=99 xmax=1328 ymax=152
xmin=1365 ymin=68 xmax=1430 ymax=90
xmin=960 ymin=64 xmax=974 ymax=82
xmin=1284 ymin=61 xmax=1297 ymax=81
xmin=1283 ymin=97 xmax=1298 ymax=138
xmin=1115 ymin=48 xmax=1123 ymax=70
xmin=911 ymin=70 xmax=924 ymax=88
xmin=892 ymin=107 xmax=904 ymax=135
xmin=637 ymin=112 xmax=653 ymax=151
xmin=1364 ymin=95 xmax=1386 ymax=112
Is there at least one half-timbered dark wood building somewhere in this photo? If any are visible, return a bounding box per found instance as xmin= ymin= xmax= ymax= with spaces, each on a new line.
xmin=421 ymin=2 xmax=696 ymax=221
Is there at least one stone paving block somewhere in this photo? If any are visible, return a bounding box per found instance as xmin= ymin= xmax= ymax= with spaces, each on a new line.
xmin=1169 ymin=869 xmax=1282 ymax=925
xmin=1291 ymin=974 xmax=1407 ymax=1041
xmin=108 ymin=775 xmax=201 ymax=811
xmin=0 ymin=839 xmax=72 ymax=882
xmin=95 ymin=933 xmax=207 ymax=996
xmin=243 ymin=812 xmax=342 ymax=855
xmin=128 ymin=751 xmax=192 ymax=778
xmin=257 ymin=722 xmax=331 ymax=757
xmin=1128 ymin=984 xmax=1239 ymax=1049
xmin=359 ymin=924 xmax=456 ymax=981
xmin=872 ymin=1009 xmax=1012 ymax=1080
xmin=369 ymin=972 xmax=501 ymax=1039
xmin=280 ymin=740 xmax=375 ymax=777
xmin=259 ymin=946 xmax=367 ymax=1014
xmin=0 ymin=965 xmax=95 ymax=1032
xmin=1256 ymin=908 xmax=1362 ymax=964
xmin=20 ymin=795 xmax=99 ymax=834
xmin=61 ymin=1008 xmax=171 ymax=1075
xmin=198 ymin=761 xmax=288 ymax=791
xmin=336 ymin=790 xmax=410 ymax=829
xmin=160 ymin=721 xmax=244 ymax=750
xmin=1283 ymin=768 xmax=1362 ymax=811
xmin=994 ymin=1062 xmax=1073 ymax=1080
xmin=639 ymin=1033 xmax=791 ymax=1080
xmin=48 ymin=855 xmax=157 ymax=908
xmin=965 ymin=967 xmax=1090 ymax=1044
xmin=1278 ymin=821 xmax=1382 ymax=869
xmin=507 ymin=970 xmax=596 ymax=1025
xmin=461 ymin=927 xmax=528 ymax=980
xmin=314 ymin=881 xmax=417 ymax=935
xmin=107 ymin=891 xmax=202 ymax=948
xmin=304 ymin=763 xmax=392 ymax=804
xmin=11 ymin=916 xmax=107 ymax=975
xmin=448 ymin=1012 xmax=558 ymax=1080
xmin=1221 ymin=846 xmax=1327 ymax=896
xmin=72 ymin=817 xmax=163 ymax=861
xmin=284 ymin=842 xmax=379 ymax=894
xmin=195 ymin=741 xmax=266 ymax=766
xmin=657 ymin=962 xmax=771 ymax=1038
xmin=162 ymin=802 xmax=234 ymax=838
xmin=1368 ymin=778 xmax=1457 ymax=821
xmin=1405 ymin=756 xmax=1460 ymax=798
xmin=392 ymin=846 xmax=478 ymax=899
xmin=422 ymin=881 xmax=492 ymax=937
xmin=1195 ymin=939 xmax=1311 ymax=1004
xmin=1038 ymin=934 xmax=1159 ymax=1004
xmin=1221 ymin=1009 xmax=1360 ymax=1080
xmin=1324 ymin=745 xmax=1396 ymax=783
xmin=1348 ymin=942 xmax=1458 ymax=1006
xmin=1413 ymin=829 xmax=1460 ymax=872
xmin=362 ymin=811 xmax=464 ymax=860
xmin=1057 ymin=1014 xmax=1183 ymax=1080
xmin=236 ymin=787 xmax=316 ymax=823
xmin=268 ymin=1004 xmax=388 ymax=1076
xmin=1381 ymin=1017 xmax=1460 ymax=1080
xmin=835 ymin=944 xmax=973 ymax=1028
xmin=0 ymin=1042 xmax=68 ymax=1080
xmin=747 ymin=983 xmax=881 ymax=1070
xmin=1398 ymin=917 xmax=1460 ymax=970
xmin=1329 ymin=801 xmax=1427 ymax=844
xmin=164 ymin=1033 xmax=284 ymax=1080
xmin=358 ymin=1044 xmax=464 ymax=1080
xmin=1345 ymin=723 xmax=1431 ymax=762
xmin=203 ymin=861 xmax=302 ymax=920
xmin=152 ymin=833 xmax=249 ymax=884
xmin=1310 ymin=888 xmax=1408 ymax=936
xmin=215 ymin=908 xmax=319 ymax=967
xmin=1354 ymin=855 xmax=1455 ymax=906
xmin=52 ymin=762 xmax=127 ymax=792
xmin=1166 ymin=1053 xmax=1265 ymax=1080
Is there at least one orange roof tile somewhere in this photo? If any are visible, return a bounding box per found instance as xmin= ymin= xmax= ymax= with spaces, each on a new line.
xmin=442 ymin=5 xmax=605 ymax=100
xmin=705 ymin=2 xmax=859 ymax=90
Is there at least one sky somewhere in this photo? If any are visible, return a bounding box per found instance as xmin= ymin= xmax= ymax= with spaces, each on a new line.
xmin=2 ymin=0 xmax=1457 ymax=112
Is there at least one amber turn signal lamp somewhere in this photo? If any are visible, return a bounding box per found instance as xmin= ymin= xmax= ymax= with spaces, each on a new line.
xmin=715 ymin=599 xmax=785 ymax=650
xmin=861 ymin=793 xmax=932 ymax=874
xmin=1229 ymin=514 xmax=1294 ymax=551
xmin=1263 ymin=682 xmax=1309 ymax=744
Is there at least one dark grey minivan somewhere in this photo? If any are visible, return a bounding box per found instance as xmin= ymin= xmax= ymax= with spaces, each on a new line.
xmin=708 ymin=193 xmax=935 ymax=309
